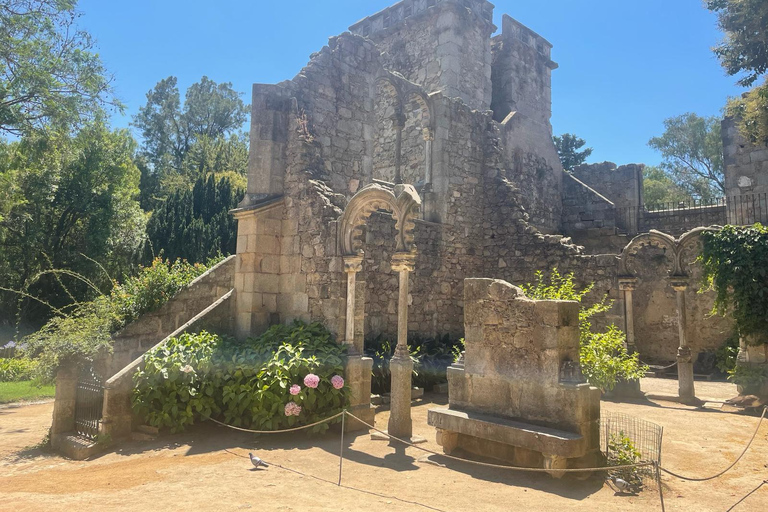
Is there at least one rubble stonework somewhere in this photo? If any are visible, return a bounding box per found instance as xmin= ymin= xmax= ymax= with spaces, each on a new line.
xmin=428 ymin=278 xmax=601 ymax=474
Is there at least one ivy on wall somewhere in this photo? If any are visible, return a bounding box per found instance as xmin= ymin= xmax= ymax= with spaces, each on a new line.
xmin=701 ymin=224 xmax=768 ymax=343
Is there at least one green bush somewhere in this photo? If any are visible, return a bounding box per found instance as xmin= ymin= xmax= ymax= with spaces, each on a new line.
xmin=133 ymin=322 xmax=348 ymax=434
xmin=701 ymin=224 xmax=768 ymax=342
xmin=0 ymin=357 xmax=38 ymax=382
xmin=23 ymin=258 xmax=215 ymax=381
xmin=715 ymin=334 xmax=739 ymax=374
xmin=728 ymin=364 xmax=768 ymax=394
xmin=522 ymin=269 xmax=648 ymax=392
xmin=365 ymin=334 xmax=464 ymax=395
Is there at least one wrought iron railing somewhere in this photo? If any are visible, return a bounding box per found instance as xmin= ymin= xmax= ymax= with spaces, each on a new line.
xmin=75 ymin=366 xmax=105 ymax=441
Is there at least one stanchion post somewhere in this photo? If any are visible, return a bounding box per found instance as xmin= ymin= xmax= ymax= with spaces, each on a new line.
xmin=338 ymin=410 xmax=346 ymax=486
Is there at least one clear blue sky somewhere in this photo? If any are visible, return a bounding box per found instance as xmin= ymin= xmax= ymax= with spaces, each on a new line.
xmin=77 ymin=0 xmax=747 ymax=166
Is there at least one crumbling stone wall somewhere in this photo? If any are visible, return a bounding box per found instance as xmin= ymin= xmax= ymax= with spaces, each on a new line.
xmin=722 ymin=116 xmax=768 ymax=225
xmin=350 ymin=0 xmax=495 ymax=111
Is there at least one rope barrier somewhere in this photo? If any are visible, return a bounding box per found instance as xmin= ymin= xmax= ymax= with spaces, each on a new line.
xmin=205 ymin=410 xmax=345 ymax=434
xmin=725 ymin=480 xmax=768 ymax=512
xmin=342 ymin=410 xmax=656 ymax=474
xmin=658 ymin=406 xmax=766 ymax=482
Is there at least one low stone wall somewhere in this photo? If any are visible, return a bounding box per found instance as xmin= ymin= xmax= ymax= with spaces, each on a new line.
xmin=639 ymin=207 xmax=726 ymax=237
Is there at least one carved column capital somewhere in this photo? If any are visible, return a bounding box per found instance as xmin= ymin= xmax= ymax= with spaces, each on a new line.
xmin=391 ymin=252 xmax=416 ymax=273
xmin=343 ymin=255 xmax=363 ymax=274
xmin=422 ymin=127 xmax=434 ymax=141
xmin=668 ymin=276 xmax=689 ymax=292
xmin=618 ymin=277 xmax=638 ymax=292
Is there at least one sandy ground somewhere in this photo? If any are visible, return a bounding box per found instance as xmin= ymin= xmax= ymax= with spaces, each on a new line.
xmin=0 ymin=380 xmax=766 ymax=512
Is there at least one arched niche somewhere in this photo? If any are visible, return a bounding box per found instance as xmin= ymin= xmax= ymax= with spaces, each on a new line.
xmin=373 ymin=77 xmax=402 ymax=183
xmin=401 ymin=91 xmax=433 ymax=186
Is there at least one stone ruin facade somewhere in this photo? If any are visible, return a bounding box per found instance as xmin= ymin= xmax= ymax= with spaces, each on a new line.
xmin=429 ymin=279 xmax=601 ymax=475
xmin=62 ymin=0 xmax=766 ymax=455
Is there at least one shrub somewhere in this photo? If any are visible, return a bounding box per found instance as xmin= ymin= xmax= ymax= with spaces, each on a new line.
xmin=701 ymin=224 xmax=768 ymax=343
xmin=0 ymin=357 xmax=38 ymax=382
xmin=133 ymin=321 xmax=348 ymax=434
xmin=715 ymin=334 xmax=739 ymax=374
xmin=23 ymin=258 xmax=215 ymax=381
xmin=522 ymin=269 xmax=648 ymax=392
xmin=728 ymin=364 xmax=768 ymax=394
xmin=365 ymin=334 xmax=464 ymax=395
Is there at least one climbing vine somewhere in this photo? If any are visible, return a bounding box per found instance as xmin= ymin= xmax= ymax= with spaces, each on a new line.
xmin=700 ymin=224 xmax=768 ymax=343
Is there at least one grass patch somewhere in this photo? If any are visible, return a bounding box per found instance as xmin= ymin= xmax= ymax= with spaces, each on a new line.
xmin=0 ymin=381 xmax=55 ymax=404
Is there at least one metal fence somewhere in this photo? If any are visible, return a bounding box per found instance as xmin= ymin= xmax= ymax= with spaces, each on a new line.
xmin=601 ymin=411 xmax=663 ymax=489
xmin=615 ymin=193 xmax=768 ymax=235
xmin=75 ymin=366 xmax=105 ymax=441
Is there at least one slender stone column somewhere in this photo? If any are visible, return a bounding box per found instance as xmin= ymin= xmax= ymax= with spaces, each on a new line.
xmin=393 ymin=115 xmax=405 ymax=185
xmin=423 ymin=128 xmax=433 ymax=186
xmin=389 ymin=252 xmax=416 ymax=439
xmin=618 ymin=278 xmax=638 ymax=352
xmin=670 ymin=277 xmax=696 ymax=403
xmin=343 ymin=255 xmax=364 ymax=355
xmin=342 ymin=254 xmax=374 ymax=431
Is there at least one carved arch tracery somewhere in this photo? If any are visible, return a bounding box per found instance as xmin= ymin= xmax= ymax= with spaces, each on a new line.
xmin=618 ymin=227 xmax=719 ymax=278
xmin=338 ymin=183 xmax=422 ymax=256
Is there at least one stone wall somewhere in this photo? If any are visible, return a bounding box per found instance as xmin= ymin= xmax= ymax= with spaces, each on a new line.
xmin=722 ymin=116 xmax=768 ymax=225
xmin=350 ymin=0 xmax=495 ymax=111
xmin=107 ymin=256 xmax=235 ymax=378
xmin=639 ymin=206 xmax=726 ymax=237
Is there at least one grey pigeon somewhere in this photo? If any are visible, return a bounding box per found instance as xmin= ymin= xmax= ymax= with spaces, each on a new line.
xmin=608 ymin=476 xmax=638 ymax=494
xmin=249 ymin=453 xmax=268 ymax=468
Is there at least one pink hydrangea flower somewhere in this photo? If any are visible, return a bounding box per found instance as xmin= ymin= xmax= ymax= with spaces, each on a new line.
xmin=331 ymin=375 xmax=344 ymax=390
xmin=303 ymin=373 xmax=320 ymax=389
xmin=289 ymin=384 xmax=301 ymax=396
xmin=284 ymin=402 xmax=302 ymax=416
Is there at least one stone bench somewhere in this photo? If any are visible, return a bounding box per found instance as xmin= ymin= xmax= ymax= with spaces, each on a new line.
xmin=428 ymin=408 xmax=586 ymax=477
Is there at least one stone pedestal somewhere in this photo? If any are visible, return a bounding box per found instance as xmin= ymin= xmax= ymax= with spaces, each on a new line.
xmin=50 ymin=364 xmax=78 ymax=449
xmin=670 ymin=278 xmax=696 ymax=404
xmin=343 ymin=354 xmax=375 ymax=431
xmin=388 ymin=355 xmax=414 ymax=439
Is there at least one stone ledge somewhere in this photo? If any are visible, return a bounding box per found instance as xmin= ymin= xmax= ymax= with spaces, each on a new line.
xmin=427 ymin=407 xmax=585 ymax=458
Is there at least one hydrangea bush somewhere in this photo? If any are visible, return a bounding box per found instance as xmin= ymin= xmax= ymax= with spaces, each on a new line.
xmin=133 ymin=321 xmax=348 ymax=434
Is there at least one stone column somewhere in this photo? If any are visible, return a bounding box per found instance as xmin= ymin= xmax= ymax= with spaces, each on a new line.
xmin=342 ymin=255 xmax=375 ymax=431
xmin=393 ymin=115 xmax=405 ymax=185
xmin=389 ymin=252 xmax=416 ymax=439
xmin=670 ymin=277 xmax=696 ymax=404
xmin=343 ymin=256 xmax=364 ymax=355
xmin=618 ymin=278 xmax=638 ymax=352
xmin=423 ymin=128 xmax=433 ymax=186
xmin=51 ymin=363 xmax=78 ymax=450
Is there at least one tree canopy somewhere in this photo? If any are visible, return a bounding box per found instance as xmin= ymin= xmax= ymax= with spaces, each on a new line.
xmin=707 ymin=0 xmax=768 ymax=87
xmin=647 ymin=113 xmax=724 ymax=200
xmin=0 ymin=1 xmax=117 ymax=137
xmin=553 ymin=133 xmax=593 ymax=171
xmin=133 ymin=76 xmax=249 ymax=207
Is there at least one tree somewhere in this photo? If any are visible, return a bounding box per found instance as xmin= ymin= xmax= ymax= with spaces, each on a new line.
xmin=143 ymin=175 xmax=244 ymax=264
xmin=648 ymin=113 xmax=724 ymax=200
xmin=0 ymin=1 xmax=117 ymax=136
xmin=553 ymin=133 xmax=593 ymax=171
xmin=0 ymin=121 xmax=145 ymax=325
xmin=132 ymin=76 xmax=248 ymax=205
xmin=642 ymin=165 xmax=690 ymax=208
xmin=707 ymin=0 xmax=768 ymax=87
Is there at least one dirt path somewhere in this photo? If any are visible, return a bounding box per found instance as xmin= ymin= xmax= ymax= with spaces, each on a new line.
xmin=0 ymin=394 xmax=766 ymax=512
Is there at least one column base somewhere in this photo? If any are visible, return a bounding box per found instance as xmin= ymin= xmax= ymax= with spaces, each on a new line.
xmin=388 ymin=355 xmax=414 ymax=439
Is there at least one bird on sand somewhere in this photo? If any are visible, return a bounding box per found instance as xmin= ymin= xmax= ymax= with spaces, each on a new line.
xmin=249 ymin=453 xmax=268 ymax=468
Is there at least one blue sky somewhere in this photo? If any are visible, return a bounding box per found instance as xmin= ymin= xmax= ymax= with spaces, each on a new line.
xmin=77 ymin=0 xmax=747 ymax=166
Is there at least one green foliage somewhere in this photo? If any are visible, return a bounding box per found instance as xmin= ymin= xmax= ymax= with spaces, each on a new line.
xmin=133 ymin=76 xmax=248 ymax=208
xmin=522 ymin=270 xmax=648 ymax=392
xmin=553 ymin=133 xmax=593 ymax=172
xmin=727 ymin=78 xmax=768 ymax=144
xmin=144 ymin=175 xmax=243 ymax=264
xmin=727 ymin=364 xmax=768 ymax=393
xmin=365 ymin=334 xmax=464 ymax=395
xmin=700 ymin=224 xmax=768 ymax=341
xmin=133 ymin=322 xmax=348 ymax=434
xmin=707 ymin=0 xmax=768 ymax=87
xmin=0 ymin=380 xmax=55 ymax=404
xmin=23 ymin=258 xmax=213 ymax=381
xmin=0 ymin=121 xmax=146 ymax=325
xmin=0 ymin=1 xmax=117 ymax=137
xmin=648 ymin=113 xmax=724 ymax=199
xmin=642 ymin=165 xmax=690 ymax=209
xmin=0 ymin=357 xmax=38 ymax=382
xmin=607 ymin=431 xmax=644 ymax=486
xmin=715 ymin=333 xmax=740 ymax=374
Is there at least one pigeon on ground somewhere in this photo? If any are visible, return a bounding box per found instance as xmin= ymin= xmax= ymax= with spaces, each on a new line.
xmin=611 ymin=476 xmax=631 ymax=492
xmin=249 ymin=453 xmax=268 ymax=468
